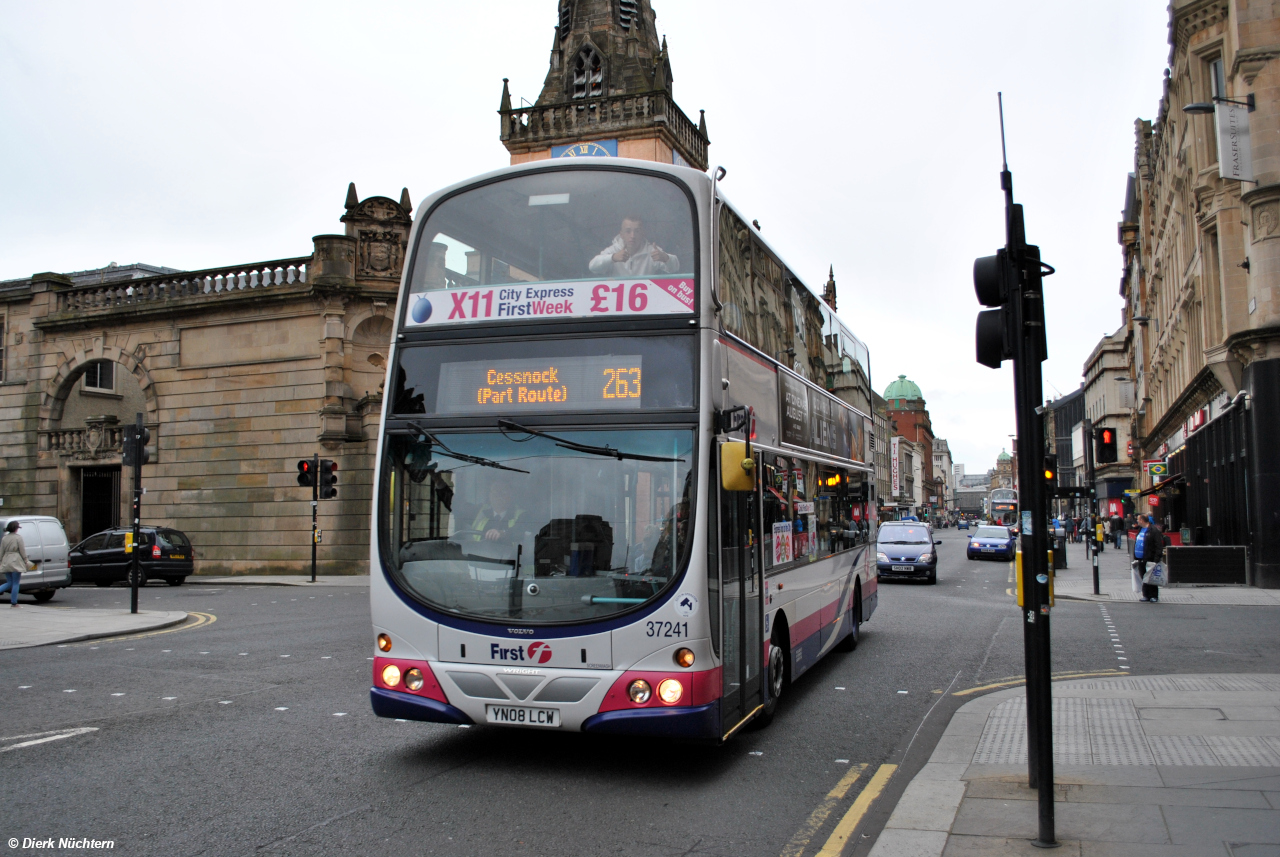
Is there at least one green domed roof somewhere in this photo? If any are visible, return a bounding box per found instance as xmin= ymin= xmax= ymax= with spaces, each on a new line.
xmin=997 ymin=448 xmax=1011 ymax=461
xmin=884 ymin=374 xmax=923 ymax=401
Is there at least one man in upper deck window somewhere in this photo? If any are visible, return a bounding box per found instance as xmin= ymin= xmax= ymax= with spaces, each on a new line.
xmin=589 ymin=214 xmax=679 ymax=277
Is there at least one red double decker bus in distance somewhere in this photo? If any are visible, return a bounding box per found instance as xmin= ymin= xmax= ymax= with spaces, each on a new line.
xmin=369 ymin=160 xmax=878 ymax=741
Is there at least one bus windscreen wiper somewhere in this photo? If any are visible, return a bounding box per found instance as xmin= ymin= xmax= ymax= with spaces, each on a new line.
xmin=498 ymin=420 xmax=684 ymax=463
xmin=405 ymin=422 xmax=529 ymax=473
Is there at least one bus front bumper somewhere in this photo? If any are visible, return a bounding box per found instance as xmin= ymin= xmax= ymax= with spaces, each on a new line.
xmin=581 ymin=701 xmax=719 ymax=739
xmin=370 ymin=687 xmax=474 ymax=725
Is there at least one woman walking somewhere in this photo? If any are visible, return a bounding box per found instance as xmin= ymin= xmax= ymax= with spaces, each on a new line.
xmin=0 ymin=520 xmax=30 ymax=607
xmin=1134 ymin=513 xmax=1166 ymax=603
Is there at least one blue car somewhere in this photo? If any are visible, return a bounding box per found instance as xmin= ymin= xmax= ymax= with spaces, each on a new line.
xmin=957 ymin=519 xmax=970 ymax=530
xmin=967 ymin=525 xmax=1016 ymax=561
xmin=876 ymin=522 xmax=941 ymax=584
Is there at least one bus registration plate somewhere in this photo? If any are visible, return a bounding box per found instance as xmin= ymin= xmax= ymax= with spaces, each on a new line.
xmin=485 ymin=704 xmax=560 ymax=728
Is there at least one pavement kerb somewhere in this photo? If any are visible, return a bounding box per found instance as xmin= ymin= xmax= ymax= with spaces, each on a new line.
xmin=191 ymin=575 xmax=370 ymax=587
xmin=865 ymin=684 xmax=1032 ymax=857
xmin=0 ymin=609 xmax=189 ymax=650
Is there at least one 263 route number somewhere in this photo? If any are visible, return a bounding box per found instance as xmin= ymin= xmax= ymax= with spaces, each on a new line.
xmin=590 ymin=282 xmax=648 ymax=313
xmin=646 ymin=621 xmax=688 ymax=638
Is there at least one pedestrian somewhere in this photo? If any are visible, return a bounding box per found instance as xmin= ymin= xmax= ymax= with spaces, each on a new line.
xmin=1134 ymin=513 xmax=1166 ymax=603
xmin=0 ymin=520 xmax=30 ymax=608
xmin=1112 ymin=514 xmax=1124 ymax=549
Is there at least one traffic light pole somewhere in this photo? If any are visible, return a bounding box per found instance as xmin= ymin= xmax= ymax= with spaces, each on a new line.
xmin=311 ymin=452 xmax=318 ymax=584
xmin=993 ymin=96 xmax=1058 ymax=848
xmin=129 ymin=412 xmax=144 ymax=615
xmin=1083 ymin=418 xmax=1100 ymax=595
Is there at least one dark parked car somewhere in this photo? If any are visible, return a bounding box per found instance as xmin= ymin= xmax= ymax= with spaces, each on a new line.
xmin=966 ymin=525 xmax=1017 ymax=561
xmin=876 ymin=522 xmax=942 ymax=584
xmin=70 ymin=527 xmax=195 ymax=586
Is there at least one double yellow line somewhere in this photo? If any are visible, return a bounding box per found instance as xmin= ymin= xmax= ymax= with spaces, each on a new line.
xmin=81 ymin=611 xmax=217 ymax=645
xmin=780 ymin=763 xmax=897 ymax=857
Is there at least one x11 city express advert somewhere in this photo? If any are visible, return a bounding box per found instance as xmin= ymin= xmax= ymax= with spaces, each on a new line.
xmin=405 ymin=279 xmax=694 ymax=326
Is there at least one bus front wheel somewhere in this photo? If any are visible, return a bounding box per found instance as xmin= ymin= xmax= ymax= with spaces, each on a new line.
xmin=754 ymin=626 xmax=790 ymax=728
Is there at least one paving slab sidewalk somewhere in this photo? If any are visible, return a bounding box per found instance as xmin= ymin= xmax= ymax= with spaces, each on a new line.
xmin=192 ymin=574 xmax=370 ymax=587
xmin=867 ymin=673 xmax=1280 ymax=856
xmin=0 ymin=606 xmax=187 ymax=650
xmin=1047 ymin=538 xmax=1280 ymax=606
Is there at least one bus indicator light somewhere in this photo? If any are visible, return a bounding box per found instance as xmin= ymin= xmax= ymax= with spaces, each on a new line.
xmin=377 ymin=633 xmax=392 ymax=652
xmin=657 ymin=679 xmax=683 ymax=704
xmin=673 ymin=648 xmax=695 ymax=668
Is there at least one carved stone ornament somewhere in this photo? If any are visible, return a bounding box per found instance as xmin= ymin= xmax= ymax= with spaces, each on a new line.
xmin=358 ymin=230 xmax=405 ymax=278
xmin=1253 ymin=201 xmax=1280 ymax=243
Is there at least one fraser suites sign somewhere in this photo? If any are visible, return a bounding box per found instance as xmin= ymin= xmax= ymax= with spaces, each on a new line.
xmin=405 ymin=278 xmax=695 ymax=327
xmin=437 ymin=355 xmax=643 ymax=413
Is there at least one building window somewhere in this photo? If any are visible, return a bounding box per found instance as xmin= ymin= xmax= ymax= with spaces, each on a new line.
xmin=572 ymin=47 xmax=603 ymax=99
xmin=1209 ymin=58 xmax=1225 ymax=98
xmin=618 ymin=0 xmax=640 ymax=30
xmin=82 ymin=361 xmax=115 ymax=393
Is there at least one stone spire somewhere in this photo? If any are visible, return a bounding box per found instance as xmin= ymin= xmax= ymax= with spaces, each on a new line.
xmin=499 ymin=0 xmax=709 ymax=170
xmin=823 ymin=265 xmax=837 ymax=311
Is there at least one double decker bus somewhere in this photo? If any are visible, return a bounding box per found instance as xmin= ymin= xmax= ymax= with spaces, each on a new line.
xmin=990 ymin=488 xmax=1018 ymax=527
xmin=369 ymin=160 xmax=877 ymax=741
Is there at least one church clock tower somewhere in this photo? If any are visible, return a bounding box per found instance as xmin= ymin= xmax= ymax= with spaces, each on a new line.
xmin=499 ymin=0 xmax=709 ymax=170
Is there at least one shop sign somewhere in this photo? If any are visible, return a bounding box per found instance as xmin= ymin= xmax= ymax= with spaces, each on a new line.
xmin=1185 ymin=408 xmax=1207 ymax=435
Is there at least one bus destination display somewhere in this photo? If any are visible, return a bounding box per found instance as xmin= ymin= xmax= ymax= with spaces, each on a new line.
xmin=437 ymin=355 xmax=643 ymax=413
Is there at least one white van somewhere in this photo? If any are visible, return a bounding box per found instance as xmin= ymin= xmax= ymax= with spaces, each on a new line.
xmin=0 ymin=515 xmax=72 ymax=602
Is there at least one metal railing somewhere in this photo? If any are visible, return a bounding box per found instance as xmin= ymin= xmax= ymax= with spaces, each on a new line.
xmin=54 ymin=257 xmax=310 ymax=314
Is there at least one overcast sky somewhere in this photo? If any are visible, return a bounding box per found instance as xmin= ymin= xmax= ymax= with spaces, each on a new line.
xmin=1 ymin=1 xmax=1170 ymax=475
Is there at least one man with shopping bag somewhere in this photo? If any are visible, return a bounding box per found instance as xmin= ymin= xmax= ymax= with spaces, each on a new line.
xmin=1133 ymin=514 xmax=1166 ymax=602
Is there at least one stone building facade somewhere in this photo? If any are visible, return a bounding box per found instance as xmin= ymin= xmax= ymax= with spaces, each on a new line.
xmin=0 ymin=187 xmax=410 ymax=574
xmin=883 ymin=375 xmax=941 ymax=519
xmin=1118 ymin=0 xmax=1280 ymax=584
xmin=1082 ymin=327 xmax=1136 ymax=517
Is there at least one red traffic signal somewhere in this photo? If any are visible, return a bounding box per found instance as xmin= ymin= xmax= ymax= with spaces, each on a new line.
xmin=297 ymin=459 xmax=315 ymax=488
xmin=1096 ymin=427 xmax=1118 ymax=464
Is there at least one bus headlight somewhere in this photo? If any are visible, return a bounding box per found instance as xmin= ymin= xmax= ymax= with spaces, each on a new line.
xmin=627 ymin=679 xmax=652 ymax=704
xmin=404 ymin=668 xmax=424 ymax=691
xmin=377 ymin=633 xmax=392 ymax=652
xmin=381 ymin=664 xmax=402 ymax=687
xmin=673 ymin=648 xmax=695 ymax=668
xmin=657 ymin=679 xmax=683 ymax=704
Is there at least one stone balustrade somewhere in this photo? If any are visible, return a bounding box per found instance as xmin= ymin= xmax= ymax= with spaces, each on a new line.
xmin=500 ymin=92 xmax=707 ymax=168
xmin=54 ymin=257 xmax=310 ymax=315
xmin=40 ymin=424 xmax=124 ymax=455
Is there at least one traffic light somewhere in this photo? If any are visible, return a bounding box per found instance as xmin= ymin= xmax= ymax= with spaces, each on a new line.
xmin=122 ymin=425 xmax=154 ymax=467
xmin=1043 ymin=454 xmax=1058 ymax=493
xmin=297 ymin=459 xmax=315 ymax=488
xmin=319 ymin=459 xmax=338 ymax=499
xmin=1096 ymin=427 xmax=1117 ymax=464
xmin=973 ymin=249 xmax=1016 ymax=368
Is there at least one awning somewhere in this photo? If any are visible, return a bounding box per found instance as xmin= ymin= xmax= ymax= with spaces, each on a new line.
xmin=1133 ymin=475 xmax=1185 ymax=498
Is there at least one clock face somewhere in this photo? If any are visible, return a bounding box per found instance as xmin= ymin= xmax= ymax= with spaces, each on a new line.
xmin=551 ymin=139 xmax=618 ymax=158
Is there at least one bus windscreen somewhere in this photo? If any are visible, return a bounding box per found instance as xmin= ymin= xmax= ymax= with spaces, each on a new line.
xmin=403 ymin=169 xmax=697 ymax=328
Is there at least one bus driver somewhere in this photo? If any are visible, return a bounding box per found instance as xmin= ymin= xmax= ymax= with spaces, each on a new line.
xmin=588 ymin=215 xmax=680 ymax=278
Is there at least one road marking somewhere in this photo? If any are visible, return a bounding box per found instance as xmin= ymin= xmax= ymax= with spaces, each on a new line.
xmin=953 ymin=669 xmax=1129 ymax=696
xmin=779 ymin=763 xmax=868 ymax=857
xmin=815 ymin=764 xmax=897 ymax=857
xmin=83 ymin=611 xmax=217 ymax=645
xmin=1 ymin=727 xmax=98 ymax=753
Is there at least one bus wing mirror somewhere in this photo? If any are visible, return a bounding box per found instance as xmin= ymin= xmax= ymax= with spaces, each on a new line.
xmin=720 ymin=441 xmax=755 ymax=492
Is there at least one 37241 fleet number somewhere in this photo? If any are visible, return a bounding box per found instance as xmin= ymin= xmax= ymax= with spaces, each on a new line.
xmin=645 ymin=621 xmax=688 ymax=638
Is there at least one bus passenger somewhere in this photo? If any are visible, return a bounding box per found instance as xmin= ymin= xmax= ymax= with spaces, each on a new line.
xmin=589 ymin=215 xmax=680 ymax=277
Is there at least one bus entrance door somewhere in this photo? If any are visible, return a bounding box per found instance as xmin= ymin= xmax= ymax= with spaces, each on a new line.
xmin=718 ymin=455 xmax=764 ymax=736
